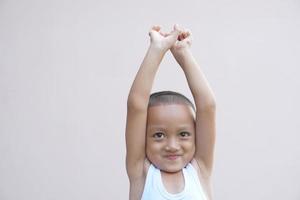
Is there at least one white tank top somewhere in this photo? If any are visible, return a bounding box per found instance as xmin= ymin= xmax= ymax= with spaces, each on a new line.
xmin=141 ymin=163 xmax=208 ymax=200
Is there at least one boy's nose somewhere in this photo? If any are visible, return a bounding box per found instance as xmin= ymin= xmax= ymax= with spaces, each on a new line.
xmin=165 ymin=139 xmax=180 ymax=152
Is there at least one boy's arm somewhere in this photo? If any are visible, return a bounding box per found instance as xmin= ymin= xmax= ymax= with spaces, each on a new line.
xmin=171 ymin=28 xmax=216 ymax=177
xmin=126 ymin=25 xmax=180 ymax=180
xmin=127 ymin=46 xmax=165 ymax=109
xmin=126 ymin=46 xmax=165 ymax=180
xmin=174 ymin=49 xmax=216 ymax=108
xmin=177 ymin=49 xmax=216 ymax=177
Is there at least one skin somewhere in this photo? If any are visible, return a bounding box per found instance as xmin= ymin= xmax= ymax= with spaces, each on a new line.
xmin=146 ymin=103 xmax=196 ymax=173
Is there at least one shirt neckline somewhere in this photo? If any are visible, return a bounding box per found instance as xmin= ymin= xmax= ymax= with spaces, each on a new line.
xmin=155 ymin=165 xmax=189 ymax=199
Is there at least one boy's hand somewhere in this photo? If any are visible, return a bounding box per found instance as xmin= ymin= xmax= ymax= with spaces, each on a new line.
xmin=148 ymin=24 xmax=181 ymax=53
xmin=170 ymin=26 xmax=193 ymax=57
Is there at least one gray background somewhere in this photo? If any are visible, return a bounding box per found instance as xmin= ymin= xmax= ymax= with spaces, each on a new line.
xmin=1 ymin=0 xmax=299 ymax=199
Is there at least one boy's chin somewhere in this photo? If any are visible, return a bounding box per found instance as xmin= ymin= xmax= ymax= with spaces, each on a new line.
xmin=158 ymin=163 xmax=187 ymax=173
xmin=161 ymin=168 xmax=182 ymax=173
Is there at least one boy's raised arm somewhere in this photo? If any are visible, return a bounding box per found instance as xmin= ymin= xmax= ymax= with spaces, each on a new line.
xmin=171 ymin=27 xmax=216 ymax=177
xmin=127 ymin=45 xmax=165 ymax=109
xmin=126 ymin=25 xmax=180 ymax=180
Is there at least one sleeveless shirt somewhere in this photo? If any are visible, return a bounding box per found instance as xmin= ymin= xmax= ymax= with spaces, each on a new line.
xmin=141 ymin=163 xmax=208 ymax=200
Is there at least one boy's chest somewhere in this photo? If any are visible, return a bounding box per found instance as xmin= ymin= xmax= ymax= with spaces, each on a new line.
xmin=129 ymin=159 xmax=212 ymax=200
xmin=160 ymin=170 xmax=185 ymax=194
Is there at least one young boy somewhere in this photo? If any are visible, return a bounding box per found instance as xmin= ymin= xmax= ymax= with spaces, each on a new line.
xmin=125 ymin=24 xmax=216 ymax=200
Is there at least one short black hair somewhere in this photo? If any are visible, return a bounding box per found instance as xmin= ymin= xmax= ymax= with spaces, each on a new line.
xmin=148 ymin=90 xmax=196 ymax=112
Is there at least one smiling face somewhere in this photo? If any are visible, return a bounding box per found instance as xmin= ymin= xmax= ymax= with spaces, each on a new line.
xmin=146 ymin=104 xmax=196 ymax=173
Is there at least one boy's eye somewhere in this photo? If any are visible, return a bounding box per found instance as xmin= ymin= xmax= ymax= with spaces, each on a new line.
xmin=180 ymin=132 xmax=190 ymax=137
xmin=153 ymin=132 xmax=165 ymax=139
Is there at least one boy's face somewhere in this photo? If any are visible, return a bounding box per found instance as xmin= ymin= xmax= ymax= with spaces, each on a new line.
xmin=146 ymin=104 xmax=196 ymax=173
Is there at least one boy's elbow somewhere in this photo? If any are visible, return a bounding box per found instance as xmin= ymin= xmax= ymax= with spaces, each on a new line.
xmin=197 ymin=101 xmax=216 ymax=111
xmin=127 ymin=94 xmax=148 ymax=111
xmin=208 ymin=100 xmax=216 ymax=109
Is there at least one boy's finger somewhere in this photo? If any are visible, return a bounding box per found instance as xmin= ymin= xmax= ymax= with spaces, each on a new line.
xmin=185 ymin=29 xmax=192 ymax=36
xmin=181 ymin=29 xmax=187 ymax=37
xmin=159 ymin=30 xmax=168 ymax=37
xmin=176 ymin=24 xmax=186 ymax=34
xmin=174 ymin=24 xmax=183 ymax=32
xmin=186 ymin=37 xmax=192 ymax=45
xmin=148 ymin=25 xmax=161 ymax=36
xmin=180 ymin=33 xmax=186 ymax=41
xmin=178 ymin=34 xmax=183 ymax=41
xmin=149 ymin=25 xmax=161 ymax=33
xmin=163 ymin=24 xmax=182 ymax=37
xmin=172 ymin=24 xmax=182 ymax=35
xmin=185 ymin=35 xmax=193 ymax=43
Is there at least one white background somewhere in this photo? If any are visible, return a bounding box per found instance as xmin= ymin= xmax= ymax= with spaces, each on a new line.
xmin=0 ymin=0 xmax=299 ymax=199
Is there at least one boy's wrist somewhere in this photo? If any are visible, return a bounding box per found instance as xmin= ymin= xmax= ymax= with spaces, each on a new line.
xmin=171 ymin=47 xmax=191 ymax=56
xmin=149 ymin=43 xmax=168 ymax=55
xmin=171 ymin=48 xmax=193 ymax=63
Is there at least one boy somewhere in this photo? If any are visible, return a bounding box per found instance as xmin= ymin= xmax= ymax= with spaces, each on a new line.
xmin=125 ymin=24 xmax=216 ymax=200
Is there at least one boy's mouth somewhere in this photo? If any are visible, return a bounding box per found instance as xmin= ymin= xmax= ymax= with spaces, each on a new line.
xmin=165 ymin=155 xmax=180 ymax=160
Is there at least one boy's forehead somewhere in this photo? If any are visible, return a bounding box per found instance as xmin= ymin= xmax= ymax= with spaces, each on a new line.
xmin=148 ymin=124 xmax=192 ymax=129
xmin=148 ymin=103 xmax=192 ymax=111
xmin=148 ymin=104 xmax=194 ymax=115
xmin=147 ymin=104 xmax=195 ymax=125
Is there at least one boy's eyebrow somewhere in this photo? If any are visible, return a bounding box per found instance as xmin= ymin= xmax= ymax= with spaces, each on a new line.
xmin=149 ymin=125 xmax=166 ymax=129
xmin=149 ymin=124 xmax=190 ymax=129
